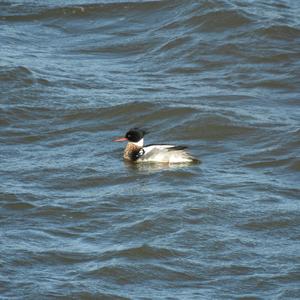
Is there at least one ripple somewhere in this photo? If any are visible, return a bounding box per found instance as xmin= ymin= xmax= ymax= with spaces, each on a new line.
xmin=168 ymin=115 xmax=256 ymax=140
xmin=237 ymin=212 xmax=300 ymax=231
xmin=101 ymin=244 xmax=184 ymax=261
xmin=186 ymin=9 xmax=253 ymax=32
xmin=1 ymin=1 xmax=172 ymax=22
xmin=3 ymin=200 xmax=35 ymax=211
xmin=84 ymin=262 xmax=201 ymax=284
xmin=1 ymin=192 xmax=37 ymax=212
xmin=0 ymin=65 xmax=35 ymax=87
xmin=68 ymin=292 xmax=130 ymax=300
xmin=290 ymin=159 xmax=300 ymax=172
xmin=258 ymin=25 xmax=300 ymax=40
xmin=244 ymin=158 xmax=295 ymax=169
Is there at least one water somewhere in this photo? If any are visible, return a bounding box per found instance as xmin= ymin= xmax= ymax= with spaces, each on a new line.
xmin=1 ymin=0 xmax=300 ymax=299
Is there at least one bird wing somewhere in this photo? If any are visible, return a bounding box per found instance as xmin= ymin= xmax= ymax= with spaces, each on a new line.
xmin=140 ymin=144 xmax=191 ymax=163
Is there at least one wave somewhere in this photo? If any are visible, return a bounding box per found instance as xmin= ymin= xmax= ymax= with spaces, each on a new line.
xmin=0 ymin=1 xmax=175 ymax=22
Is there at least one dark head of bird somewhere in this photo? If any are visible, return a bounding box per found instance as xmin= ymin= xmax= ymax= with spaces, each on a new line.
xmin=113 ymin=128 xmax=147 ymax=143
xmin=125 ymin=128 xmax=146 ymax=142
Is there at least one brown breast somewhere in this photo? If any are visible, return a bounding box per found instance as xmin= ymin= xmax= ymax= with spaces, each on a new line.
xmin=124 ymin=143 xmax=142 ymax=161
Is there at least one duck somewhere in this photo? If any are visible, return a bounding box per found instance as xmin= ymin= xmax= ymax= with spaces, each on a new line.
xmin=113 ymin=128 xmax=199 ymax=163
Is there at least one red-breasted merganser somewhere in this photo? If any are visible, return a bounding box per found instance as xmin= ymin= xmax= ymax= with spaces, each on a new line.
xmin=114 ymin=128 xmax=199 ymax=163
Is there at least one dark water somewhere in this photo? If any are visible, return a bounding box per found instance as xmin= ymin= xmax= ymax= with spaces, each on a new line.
xmin=1 ymin=0 xmax=300 ymax=299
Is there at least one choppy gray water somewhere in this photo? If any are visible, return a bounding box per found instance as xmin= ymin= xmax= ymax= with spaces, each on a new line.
xmin=1 ymin=0 xmax=300 ymax=299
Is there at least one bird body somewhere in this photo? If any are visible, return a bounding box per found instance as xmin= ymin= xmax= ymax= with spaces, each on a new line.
xmin=114 ymin=128 xmax=199 ymax=164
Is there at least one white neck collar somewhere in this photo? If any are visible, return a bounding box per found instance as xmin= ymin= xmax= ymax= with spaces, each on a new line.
xmin=131 ymin=138 xmax=144 ymax=147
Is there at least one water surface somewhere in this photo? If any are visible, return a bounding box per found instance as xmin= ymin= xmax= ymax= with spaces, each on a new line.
xmin=1 ymin=0 xmax=300 ymax=299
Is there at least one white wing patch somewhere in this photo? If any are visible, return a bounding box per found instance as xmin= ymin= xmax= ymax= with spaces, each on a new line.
xmin=139 ymin=145 xmax=197 ymax=163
